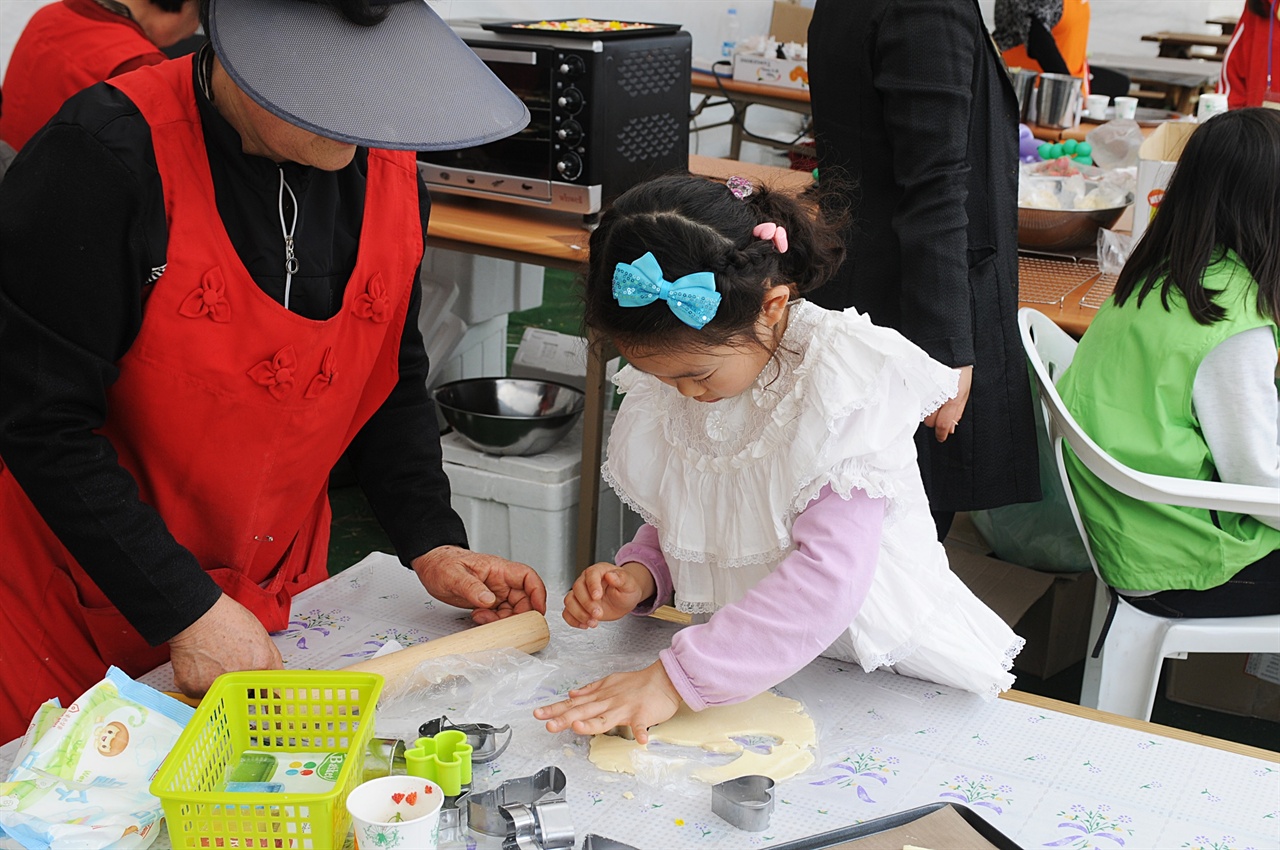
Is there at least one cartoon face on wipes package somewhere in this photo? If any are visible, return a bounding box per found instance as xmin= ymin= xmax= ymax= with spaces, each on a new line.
xmin=94 ymin=721 xmax=130 ymax=757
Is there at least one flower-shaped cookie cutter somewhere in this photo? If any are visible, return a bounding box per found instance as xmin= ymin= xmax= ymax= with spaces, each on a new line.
xmin=404 ymin=730 xmax=473 ymax=797
xmin=418 ymin=715 xmax=512 ymax=764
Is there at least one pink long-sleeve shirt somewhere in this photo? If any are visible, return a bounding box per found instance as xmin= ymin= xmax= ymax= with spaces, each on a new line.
xmin=616 ymin=484 xmax=885 ymax=711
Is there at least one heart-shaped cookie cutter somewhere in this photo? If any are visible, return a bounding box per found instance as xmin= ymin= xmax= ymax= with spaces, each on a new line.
xmin=711 ymin=774 xmax=775 ymax=832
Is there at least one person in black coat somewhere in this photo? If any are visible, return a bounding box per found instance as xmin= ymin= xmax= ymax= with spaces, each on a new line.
xmin=807 ymin=0 xmax=1040 ymax=538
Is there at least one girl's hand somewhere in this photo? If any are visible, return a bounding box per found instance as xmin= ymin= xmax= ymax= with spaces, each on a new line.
xmin=563 ymin=561 xmax=654 ymax=629
xmin=533 ymin=660 xmax=680 ymax=744
xmin=923 ymin=365 xmax=973 ymax=442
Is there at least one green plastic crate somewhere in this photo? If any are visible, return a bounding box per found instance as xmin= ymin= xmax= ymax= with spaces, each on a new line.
xmin=151 ymin=670 xmax=383 ymax=849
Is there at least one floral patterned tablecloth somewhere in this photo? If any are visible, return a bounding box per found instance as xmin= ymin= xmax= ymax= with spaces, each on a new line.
xmin=54 ymin=553 xmax=1280 ymax=850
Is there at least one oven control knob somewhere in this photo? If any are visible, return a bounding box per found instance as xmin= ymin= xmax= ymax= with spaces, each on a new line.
xmin=557 ymin=55 xmax=586 ymax=78
xmin=556 ymin=152 xmax=583 ymax=181
xmin=556 ymin=120 xmax=584 ymax=145
xmin=556 ymin=87 xmax=583 ymax=114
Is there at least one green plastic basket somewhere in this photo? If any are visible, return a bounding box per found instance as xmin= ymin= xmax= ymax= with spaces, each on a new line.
xmin=151 ymin=670 xmax=384 ymax=849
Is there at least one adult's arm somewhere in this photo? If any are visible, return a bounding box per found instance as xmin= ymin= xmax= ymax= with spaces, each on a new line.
xmin=1192 ymin=326 xmax=1280 ymax=531
xmin=659 ymin=485 xmax=885 ymax=710
xmin=344 ymin=174 xmax=469 ymax=562
xmin=1217 ymin=5 xmax=1254 ymax=109
xmin=0 ymin=121 xmax=221 ymax=645
xmin=875 ymin=0 xmax=978 ymax=369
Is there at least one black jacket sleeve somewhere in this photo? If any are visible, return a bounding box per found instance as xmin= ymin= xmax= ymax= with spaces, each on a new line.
xmin=0 ymin=119 xmax=222 ymax=646
xmin=344 ymin=176 xmax=470 ymax=565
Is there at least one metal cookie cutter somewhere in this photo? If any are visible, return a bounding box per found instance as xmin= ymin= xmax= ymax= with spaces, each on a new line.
xmin=419 ymin=715 xmax=513 ymax=763
xmin=460 ymin=765 xmax=573 ymax=849
xmin=711 ymin=774 xmax=775 ymax=832
xmin=582 ymin=836 xmax=641 ymax=850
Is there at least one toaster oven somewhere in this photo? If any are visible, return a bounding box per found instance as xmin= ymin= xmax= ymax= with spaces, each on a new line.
xmin=419 ymin=21 xmax=692 ymax=222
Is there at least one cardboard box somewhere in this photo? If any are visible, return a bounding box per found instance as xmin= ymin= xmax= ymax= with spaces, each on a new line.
xmin=769 ymin=0 xmax=813 ymax=45
xmin=946 ymin=542 xmax=1097 ymax=680
xmin=732 ymin=53 xmax=809 ymax=90
xmin=1165 ymin=653 xmax=1280 ymax=722
xmin=1134 ymin=122 xmax=1197 ymax=240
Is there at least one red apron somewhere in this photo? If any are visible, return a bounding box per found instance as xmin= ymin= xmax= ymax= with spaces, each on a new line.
xmin=0 ymin=56 xmax=421 ymax=741
xmin=0 ymin=0 xmax=162 ymax=150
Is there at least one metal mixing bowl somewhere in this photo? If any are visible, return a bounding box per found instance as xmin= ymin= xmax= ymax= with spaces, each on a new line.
xmin=1018 ymin=178 xmax=1133 ymax=252
xmin=433 ymin=377 xmax=586 ymax=456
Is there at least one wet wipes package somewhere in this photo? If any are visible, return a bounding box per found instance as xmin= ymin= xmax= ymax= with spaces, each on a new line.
xmin=0 ymin=667 xmax=194 ymax=850
xmin=223 ymin=749 xmax=347 ymax=794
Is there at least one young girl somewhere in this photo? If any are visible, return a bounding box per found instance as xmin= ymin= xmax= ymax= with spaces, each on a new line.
xmin=1056 ymin=108 xmax=1280 ymax=618
xmin=534 ymin=174 xmax=1024 ymax=743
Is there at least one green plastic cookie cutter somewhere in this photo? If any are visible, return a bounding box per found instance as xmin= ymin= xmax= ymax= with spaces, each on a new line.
xmin=405 ymin=730 xmax=473 ymax=796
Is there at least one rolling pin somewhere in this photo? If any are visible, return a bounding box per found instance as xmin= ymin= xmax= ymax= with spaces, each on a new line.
xmin=164 ymin=610 xmax=549 ymax=705
xmin=340 ymin=610 xmax=549 ymax=684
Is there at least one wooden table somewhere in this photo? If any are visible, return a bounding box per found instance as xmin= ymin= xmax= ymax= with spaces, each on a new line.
xmin=1206 ymin=15 xmax=1240 ymax=35
xmin=690 ymin=69 xmax=811 ymax=161
xmin=427 ymin=158 xmax=1108 ymax=571
xmin=1087 ymin=52 xmax=1221 ymax=113
xmin=1141 ymin=30 xmax=1232 ymax=60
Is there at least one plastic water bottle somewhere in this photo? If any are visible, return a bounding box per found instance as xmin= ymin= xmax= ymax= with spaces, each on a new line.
xmin=720 ymin=7 xmax=740 ymax=59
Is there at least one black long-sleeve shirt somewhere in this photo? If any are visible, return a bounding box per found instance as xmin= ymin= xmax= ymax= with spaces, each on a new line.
xmin=0 ymin=55 xmax=467 ymax=645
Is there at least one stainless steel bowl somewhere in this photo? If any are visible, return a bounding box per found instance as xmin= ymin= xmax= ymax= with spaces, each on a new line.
xmin=433 ymin=377 xmax=586 ymax=456
xmin=1018 ymin=180 xmax=1133 ymax=252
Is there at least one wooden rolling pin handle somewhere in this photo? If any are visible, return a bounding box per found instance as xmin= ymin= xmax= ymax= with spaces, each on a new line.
xmin=339 ymin=609 xmax=550 ymax=686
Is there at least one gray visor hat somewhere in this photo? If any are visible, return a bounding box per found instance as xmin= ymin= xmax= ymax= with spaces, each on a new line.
xmin=207 ymin=0 xmax=530 ymax=151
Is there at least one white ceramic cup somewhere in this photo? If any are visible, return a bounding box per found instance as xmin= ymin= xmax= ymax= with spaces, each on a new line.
xmin=1113 ymin=96 xmax=1139 ymax=120
xmin=1197 ymin=93 xmax=1229 ymax=121
xmin=1085 ymin=94 xmax=1111 ymax=120
xmin=347 ymin=775 xmax=444 ymax=850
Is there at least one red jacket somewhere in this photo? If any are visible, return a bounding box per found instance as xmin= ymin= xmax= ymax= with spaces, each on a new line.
xmin=1220 ymin=1 xmax=1280 ymax=108
xmin=0 ymin=0 xmax=165 ymax=150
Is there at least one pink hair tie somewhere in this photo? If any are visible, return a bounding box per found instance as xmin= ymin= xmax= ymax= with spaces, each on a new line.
xmin=752 ymin=222 xmax=789 ymax=254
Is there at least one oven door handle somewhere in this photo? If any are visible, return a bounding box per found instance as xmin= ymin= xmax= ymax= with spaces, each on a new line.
xmin=471 ymin=47 xmax=538 ymax=65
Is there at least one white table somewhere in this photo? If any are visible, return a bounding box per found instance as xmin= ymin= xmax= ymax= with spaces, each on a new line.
xmin=9 ymin=554 xmax=1278 ymax=849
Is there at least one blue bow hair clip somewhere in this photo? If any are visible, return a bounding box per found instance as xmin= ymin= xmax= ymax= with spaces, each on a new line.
xmin=612 ymin=252 xmax=721 ymax=330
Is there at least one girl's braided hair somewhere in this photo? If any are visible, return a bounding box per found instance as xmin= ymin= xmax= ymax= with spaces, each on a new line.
xmin=584 ymin=174 xmax=846 ymax=354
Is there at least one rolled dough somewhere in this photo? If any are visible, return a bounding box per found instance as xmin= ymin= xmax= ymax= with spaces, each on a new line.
xmin=587 ymin=691 xmax=816 ymax=783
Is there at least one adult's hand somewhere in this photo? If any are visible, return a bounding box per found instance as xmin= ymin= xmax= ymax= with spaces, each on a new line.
xmin=412 ymin=545 xmax=548 ymax=625
xmin=169 ymin=593 xmax=283 ymax=697
xmin=923 ymin=365 xmax=973 ymax=442
xmin=533 ymin=660 xmax=681 ymax=744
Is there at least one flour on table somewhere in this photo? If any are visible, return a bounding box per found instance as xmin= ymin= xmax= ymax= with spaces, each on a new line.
xmin=587 ymin=691 xmax=816 ymax=783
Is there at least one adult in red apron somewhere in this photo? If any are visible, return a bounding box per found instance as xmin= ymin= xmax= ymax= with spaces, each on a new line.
xmin=0 ymin=0 xmax=536 ymax=743
xmin=0 ymin=0 xmax=199 ymax=151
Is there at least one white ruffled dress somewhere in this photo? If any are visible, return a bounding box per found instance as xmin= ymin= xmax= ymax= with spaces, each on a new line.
xmin=602 ymin=301 xmax=1024 ymax=697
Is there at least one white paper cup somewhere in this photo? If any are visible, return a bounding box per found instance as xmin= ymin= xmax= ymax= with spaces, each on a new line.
xmin=1197 ymin=93 xmax=1229 ymax=121
xmin=1113 ymin=96 xmax=1139 ymax=120
xmin=347 ymin=775 xmax=444 ymax=850
xmin=1085 ymin=94 xmax=1111 ymax=120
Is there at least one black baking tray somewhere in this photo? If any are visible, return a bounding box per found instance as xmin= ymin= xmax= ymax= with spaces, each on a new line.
xmin=769 ymin=802 xmax=1025 ymax=850
xmin=480 ymin=19 xmax=682 ymax=39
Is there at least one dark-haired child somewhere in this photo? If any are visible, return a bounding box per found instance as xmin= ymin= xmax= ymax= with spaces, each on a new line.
xmin=534 ymin=174 xmax=1024 ymax=742
xmin=1057 ymin=108 xmax=1280 ymax=618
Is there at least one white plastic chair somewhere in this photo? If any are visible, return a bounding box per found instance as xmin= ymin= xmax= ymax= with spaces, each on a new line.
xmin=1018 ymin=308 xmax=1280 ymax=721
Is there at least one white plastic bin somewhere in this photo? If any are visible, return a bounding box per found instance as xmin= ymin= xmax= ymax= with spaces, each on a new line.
xmin=440 ymin=416 xmax=641 ymax=594
xmin=429 ymin=313 xmax=508 ymax=389
xmin=422 ymin=248 xmax=545 ymax=325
